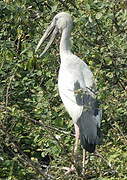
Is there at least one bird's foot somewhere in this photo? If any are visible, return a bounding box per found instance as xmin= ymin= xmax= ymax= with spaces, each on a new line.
xmin=62 ymin=165 xmax=76 ymax=174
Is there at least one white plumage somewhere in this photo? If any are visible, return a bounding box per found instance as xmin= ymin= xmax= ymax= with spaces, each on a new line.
xmin=36 ymin=12 xmax=102 ymax=171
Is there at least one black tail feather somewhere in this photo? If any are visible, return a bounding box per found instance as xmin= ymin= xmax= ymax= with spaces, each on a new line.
xmin=77 ymin=111 xmax=100 ymax=153
xmin=80 ymin=133 xmax=96 ymax=153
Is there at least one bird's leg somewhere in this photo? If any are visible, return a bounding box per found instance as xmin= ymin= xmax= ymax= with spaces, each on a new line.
xmin=82 ymin=149 xmax=86 ymax=174
xmin=62 ymin=124 xmax=79 ymax=174
xmin=72 ymin=124 xmax=80 ymax=173
xmin=74 ymin=123 xmax=80 ymax=155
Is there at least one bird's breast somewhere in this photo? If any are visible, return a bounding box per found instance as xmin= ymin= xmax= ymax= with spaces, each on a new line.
xmin=58 ymin=66 xmax=83 ymax=122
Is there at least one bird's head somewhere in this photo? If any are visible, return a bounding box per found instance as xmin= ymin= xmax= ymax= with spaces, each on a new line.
xmin=35 ymin=12 xmax=73 ymax=57
xmin=54 ymin=12 xmax=73 ymax=33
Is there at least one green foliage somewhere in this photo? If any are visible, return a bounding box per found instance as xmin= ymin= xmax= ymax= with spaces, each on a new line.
xmin=0 ymin=0 xmax=127 ymax=179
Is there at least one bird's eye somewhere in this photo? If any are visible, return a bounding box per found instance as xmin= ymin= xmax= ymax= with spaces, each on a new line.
xmin=55 ymin=17 xmax=58 ymax=21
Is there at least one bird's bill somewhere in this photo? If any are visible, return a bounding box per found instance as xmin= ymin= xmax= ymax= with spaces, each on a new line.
xmin=35 ymin=21 xmax=58 ymax=57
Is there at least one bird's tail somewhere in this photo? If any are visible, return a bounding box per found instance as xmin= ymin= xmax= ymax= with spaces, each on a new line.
xmin=77 ymin=110 xmax=100 ymax=153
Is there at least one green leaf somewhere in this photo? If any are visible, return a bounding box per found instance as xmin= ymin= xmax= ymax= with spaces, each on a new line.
xmin=96 ymin=12 xmax=102 ymax=19
xmin=52 ymin=5 xmax=57 ymax=13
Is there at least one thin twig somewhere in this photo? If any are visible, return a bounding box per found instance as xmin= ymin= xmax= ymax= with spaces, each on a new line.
xmin=5 ymin=75 xmax=14 ymax=107
xmin=11 ymin=143 xmax=46 ymax=177
xmin=28 ymin=117 xmax=75 ymax=165
xmin=28 ymin=117 xmax=70 ymax=135
xmin=111 ymin=122 xmax=127 ymax=145
xmin=58 ymin=0 xmax=69 ymax=9
xmin=1 ymin=125 xmax=48 ymax=179
xmin=94 ymin=151 xmax=112 ymax=169
xmin=27 ymin=116 xmax=78 ymax=172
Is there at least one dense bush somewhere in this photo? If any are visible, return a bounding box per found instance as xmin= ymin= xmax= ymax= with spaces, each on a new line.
xmin=0 ymin=0 xmax=127 ymax=179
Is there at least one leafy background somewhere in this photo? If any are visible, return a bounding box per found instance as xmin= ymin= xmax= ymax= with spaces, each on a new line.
xmin=0 ymin=0 xmax=127 ymax=179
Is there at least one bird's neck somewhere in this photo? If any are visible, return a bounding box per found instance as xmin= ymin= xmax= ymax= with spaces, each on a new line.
xmin=60 ymin=28 xmax=72 ymax=60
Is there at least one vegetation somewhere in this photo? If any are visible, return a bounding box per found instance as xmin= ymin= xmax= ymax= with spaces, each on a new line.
xmin=0 ymin=0 xmax=127 ymax=179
